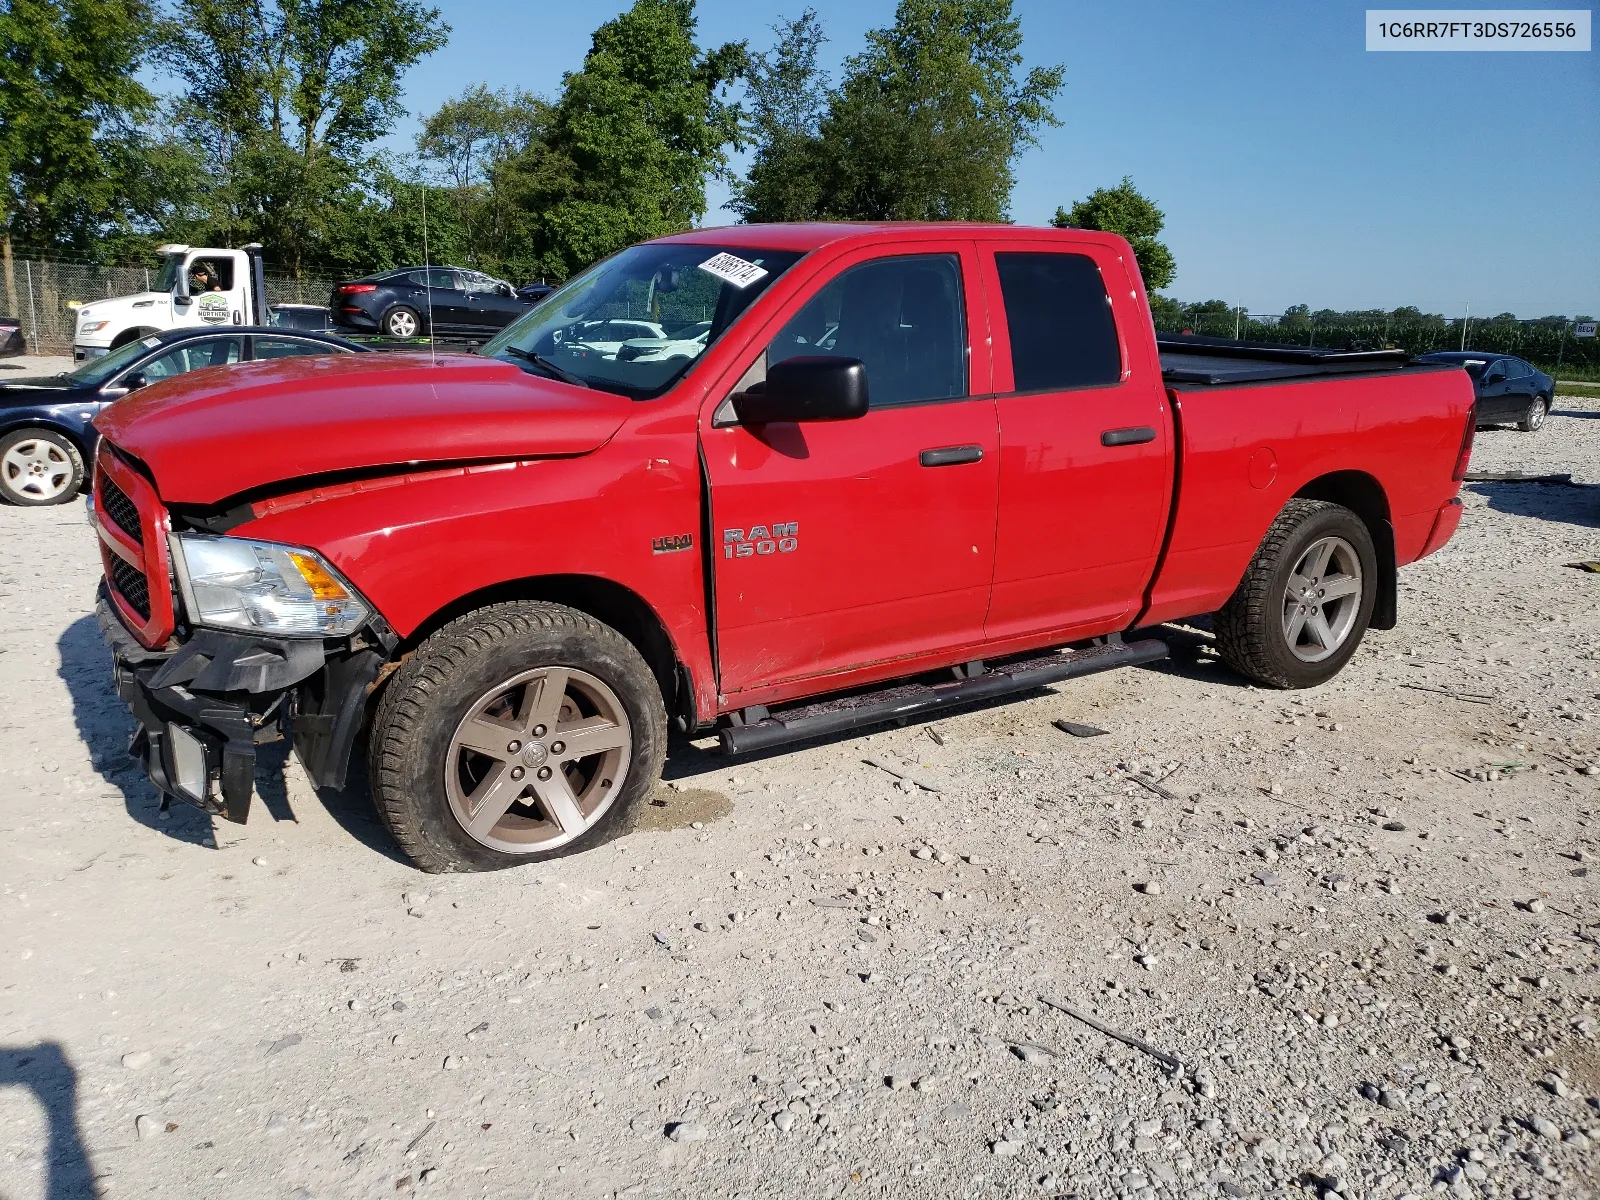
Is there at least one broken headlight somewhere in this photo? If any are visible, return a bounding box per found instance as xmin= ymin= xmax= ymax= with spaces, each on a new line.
xmin=170 ymin=534 xmax=371 ymax=638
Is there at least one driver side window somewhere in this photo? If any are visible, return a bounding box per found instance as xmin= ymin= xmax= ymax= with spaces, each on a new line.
xmin=767 ymin=255 xmax=967 ymax=409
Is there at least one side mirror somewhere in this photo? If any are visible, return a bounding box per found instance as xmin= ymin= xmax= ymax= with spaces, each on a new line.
xmin=122 ymin=372 xmax=149 ymax=391
xmin=733 ymin=356 xmax=869 ymax=425
xmin=499 ymin=283 xmax=516 ymax=298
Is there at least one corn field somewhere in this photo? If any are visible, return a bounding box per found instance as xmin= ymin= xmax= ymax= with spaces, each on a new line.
xmin=1153 ymin=310 xmax=1600 ymax=380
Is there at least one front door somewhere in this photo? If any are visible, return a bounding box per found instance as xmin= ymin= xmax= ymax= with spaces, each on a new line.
xmin=1477 ymin=359 xmax=1513 ymax=421
xmin=175 ymin=253 xmax=247 ymax=331
xmin=419 ymin=268 xmax=470 ymax=331
xmin=703 ymin=245 xmax=999 ymax=697
xmin=979 ymin=244 xmax=1175 ymax=643
xmin=461 ymin=272 xmax=525 ymax=331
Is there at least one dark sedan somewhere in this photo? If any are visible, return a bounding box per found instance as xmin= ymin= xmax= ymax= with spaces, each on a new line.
xmin=0 ymin=326 xmax=364 ymax=505
xmin=1416 ymin=351 xmax=1555 ymax=432
xmin=330 ymin=267 xmax=529 ymax=338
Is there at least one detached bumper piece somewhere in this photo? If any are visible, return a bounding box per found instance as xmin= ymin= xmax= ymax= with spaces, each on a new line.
xmin=98 ymin=590 xmax=328 ymax=823
xmin=719 ymin=637 xmax=1169 ymax=755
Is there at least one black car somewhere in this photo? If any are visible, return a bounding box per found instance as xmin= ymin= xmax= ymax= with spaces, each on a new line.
xmin=0 ymin=315 xmax=23 ymax=356
xmin=1416 ymin=351 xmax=1555 ymax=432
xmin=0 ymin=326 xmax=364 ymax=506
xmin=516 ymin=282 xmax=555 ymax=305
xmin=330 ymin=266 xmax=529 ymax=338
xmin=270 ymin=303 xmax=337 ymax=332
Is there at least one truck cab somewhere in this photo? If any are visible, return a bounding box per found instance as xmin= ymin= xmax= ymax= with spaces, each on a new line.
xmin=72 ymin=244 xmax=264 ymax=361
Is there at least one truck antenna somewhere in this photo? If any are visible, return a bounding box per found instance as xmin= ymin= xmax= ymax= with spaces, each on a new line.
xmin=420 ymin=173 xmax=437 ymax=362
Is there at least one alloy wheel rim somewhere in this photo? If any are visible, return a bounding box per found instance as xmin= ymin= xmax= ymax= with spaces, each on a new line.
xmin=1530 ymin=400 xmax=1547 ymax=429
xmin=1281 ymin=535 xmax=1363 ymax=663
xmin=2 ymin=440 xmax=73 ymax=500
xmin=444 ymin=666 xmax=632 ymax=853
xmin=388 ymin=311 xmax=418 ymax=337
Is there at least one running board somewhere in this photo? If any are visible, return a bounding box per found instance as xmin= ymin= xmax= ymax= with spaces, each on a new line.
xmin=718 ymin=638 xmax=1169 ymax=755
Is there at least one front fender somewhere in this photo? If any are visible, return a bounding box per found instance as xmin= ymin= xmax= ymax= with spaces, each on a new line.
xmin=230 ymin=430 xmax=715 ymax=714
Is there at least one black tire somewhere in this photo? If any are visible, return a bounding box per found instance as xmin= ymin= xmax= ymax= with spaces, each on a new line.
xmin=368 ymin=601 xmax=666 ymax=873
xmin=0 ymin=427 xmax=86 ymax=506
xmin=1518 ymin=394 xmax=1549 ymax=433
xmin=1214 ymin=499 xmax=1377 ymax=689
xmin=382 ymin=305 xmax=424 ymax=338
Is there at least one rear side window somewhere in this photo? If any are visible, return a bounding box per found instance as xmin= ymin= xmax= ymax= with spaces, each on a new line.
xmin=254 ymin=337 xmax=343 ymax=360
xmin=994 ymin=252 xmax=1120 ymax=392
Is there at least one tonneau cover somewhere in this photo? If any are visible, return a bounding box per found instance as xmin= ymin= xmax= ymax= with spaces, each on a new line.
xmin=1157 ymin=333 xmax=1411 ymax=386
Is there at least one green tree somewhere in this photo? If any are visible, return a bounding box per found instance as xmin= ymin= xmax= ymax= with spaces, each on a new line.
xmin=417 ymin=85 xmax=550 ymax=272
xmin=498 ymin=0 xmax=746 ymax=281
xmin=1280 ymin=304 xmax=1311 ymax=329
xmin=728 ymin=9 xmax=830 ymax=223
xmin=1052 ymin=176 xmax=1174 ymax=293
xmin=0 ymin=0 xmax=167 ymax=263
xmin=161 ymin=0 xmax=449 ymax=275
xmin=807 ymin=0 xmax=1063 ymax=222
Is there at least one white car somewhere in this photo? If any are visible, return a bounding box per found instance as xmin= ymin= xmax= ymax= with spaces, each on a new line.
xmin=615 ymin=321 xmax=712 ymax=363
xmin=563 ymin=318 xmax=668 ymax=359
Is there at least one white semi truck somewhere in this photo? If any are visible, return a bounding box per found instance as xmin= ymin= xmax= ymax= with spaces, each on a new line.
xmin=72 ymin=243 xmax=271 ymax=361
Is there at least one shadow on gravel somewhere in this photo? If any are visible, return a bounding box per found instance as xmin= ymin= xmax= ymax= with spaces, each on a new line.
xmin=310 ymin=747 xmax=412 ymax=867
xmin=1552 ymin=408 xmax=1600 ymax=419
xmin=1466 ymin=478 xmax=1600 ymax=528
xmin=0 ymin=1042 xmax=98 ymax=1200
xmin=56 ymin=615 xmax=212 ymax=848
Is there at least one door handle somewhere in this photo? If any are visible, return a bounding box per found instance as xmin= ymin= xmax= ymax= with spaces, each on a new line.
xmin=1101 ymin=426 xmax=1157 ymax=447
xmin=919 ymin=444 xmax=984 ymax=467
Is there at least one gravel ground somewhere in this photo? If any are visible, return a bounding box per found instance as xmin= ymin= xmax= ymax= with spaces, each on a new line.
xmin=1 ymin=396 xmax=1597 ymax=1200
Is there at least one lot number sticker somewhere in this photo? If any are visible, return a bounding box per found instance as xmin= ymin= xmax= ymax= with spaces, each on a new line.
xmin=698 ymin=253 xmax=769 ymax=289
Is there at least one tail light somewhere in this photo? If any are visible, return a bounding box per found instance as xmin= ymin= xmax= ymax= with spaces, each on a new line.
xmin=1451 ymin=406 xmax=1476 ymax=481
xmin=339 ymin=283 xmax=377 ymax=294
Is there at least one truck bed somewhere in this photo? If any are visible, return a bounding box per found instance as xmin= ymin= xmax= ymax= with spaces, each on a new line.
xmin=1157 ymin=333 xmax=1418 ymax=386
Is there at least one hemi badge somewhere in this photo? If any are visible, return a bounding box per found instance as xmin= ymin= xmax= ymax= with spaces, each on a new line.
xmin=652 ymin=533 xmax=694 ymax=554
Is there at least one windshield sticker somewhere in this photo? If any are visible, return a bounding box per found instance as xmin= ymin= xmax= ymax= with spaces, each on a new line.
xmin=697 ymin=252 xmax=768 ymax=289
xmin=197 ymin=293 xmax=231 ymax=324
xmin=142 ymin=336 xmax=162 ymax=348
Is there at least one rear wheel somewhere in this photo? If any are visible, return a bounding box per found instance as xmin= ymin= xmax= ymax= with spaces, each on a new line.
xmin=368 ymin=601 xmax=666 ymax=872
xmin=382 ymin=306 xmax=422 ymax=338
xmin=1518 ymin=394 xmax=1549 ymax=433
xmin=0 ymin=428 xmax=85 ymax=506
xmin=1214 ymin=499 xmax=1377 ymax=689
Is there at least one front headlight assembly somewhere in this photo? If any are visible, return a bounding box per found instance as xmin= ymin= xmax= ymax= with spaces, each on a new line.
xmin=169 ymin=534 xmax=371 ymax=638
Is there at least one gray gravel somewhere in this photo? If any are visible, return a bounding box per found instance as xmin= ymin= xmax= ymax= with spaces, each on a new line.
xmin=0 ymin=394 xmax=1596 ymax=1198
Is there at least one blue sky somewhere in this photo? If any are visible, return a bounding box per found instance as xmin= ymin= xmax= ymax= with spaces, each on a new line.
xmin=379 ymin=1 xmax=1598 ymax=316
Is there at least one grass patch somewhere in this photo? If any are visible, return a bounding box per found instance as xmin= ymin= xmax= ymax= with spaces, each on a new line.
xmin=1555 ymin=381 xmax=1600 ymax=400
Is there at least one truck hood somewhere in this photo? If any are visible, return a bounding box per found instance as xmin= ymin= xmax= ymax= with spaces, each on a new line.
xmin=94 ymin=352 xmax=633 ymax=505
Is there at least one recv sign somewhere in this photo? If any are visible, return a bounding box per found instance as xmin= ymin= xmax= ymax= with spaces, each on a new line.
xmin=1576 ymin=322 xmax=1597 ymax=338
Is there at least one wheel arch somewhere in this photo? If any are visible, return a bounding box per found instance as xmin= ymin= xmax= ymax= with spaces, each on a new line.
xmin=109 ymin=326 xmax=158 ymax=349
xmin=399 ymin=573 xmax=692 ymax=727
xmin=1292 ymin=470 xmax=1396 ymax=630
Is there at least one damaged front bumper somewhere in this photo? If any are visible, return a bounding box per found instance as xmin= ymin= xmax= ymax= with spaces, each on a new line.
xmin=97 ymin=588 xmax=384 ymax=822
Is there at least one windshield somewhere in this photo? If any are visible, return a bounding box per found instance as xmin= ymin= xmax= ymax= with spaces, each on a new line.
xmin=480 ymin=244 xmax=803 ymax=398
xmin=152 ymin=255 xmax=183 ymax=294
xmin=65 ymin=337 xmax=159 ymax=387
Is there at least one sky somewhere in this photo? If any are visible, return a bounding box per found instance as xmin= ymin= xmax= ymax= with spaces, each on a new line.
xmin=375 ymin=0 xmax=1599 ymax=317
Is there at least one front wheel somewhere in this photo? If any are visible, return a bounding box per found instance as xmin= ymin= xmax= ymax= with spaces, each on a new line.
xmin=0 ymin=427 xmax=85 ymax=506
xmin=1518 ymin=395 xmax=1549 ymax=433
xmin=368 ymin=601 xmax=666 ymax=872
xmin=1214 ymin=498 xmax=1377 ymax=689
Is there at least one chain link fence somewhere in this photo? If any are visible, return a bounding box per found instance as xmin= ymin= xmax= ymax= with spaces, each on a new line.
xmin=1 ymin=257 xmax=335 ymax=355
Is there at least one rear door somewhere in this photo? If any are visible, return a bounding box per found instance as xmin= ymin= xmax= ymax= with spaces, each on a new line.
xmin=421 ymin=268 xmax=470 ymax=330
xmin=979 ymin=243 xmax=1174 ymax=643
xmin=702 ymin=243 xmax=1000 ymax=696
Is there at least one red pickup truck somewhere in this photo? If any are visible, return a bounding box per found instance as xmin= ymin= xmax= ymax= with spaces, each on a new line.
xmin=90 ymin=223 xmax=1474 ymax=872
